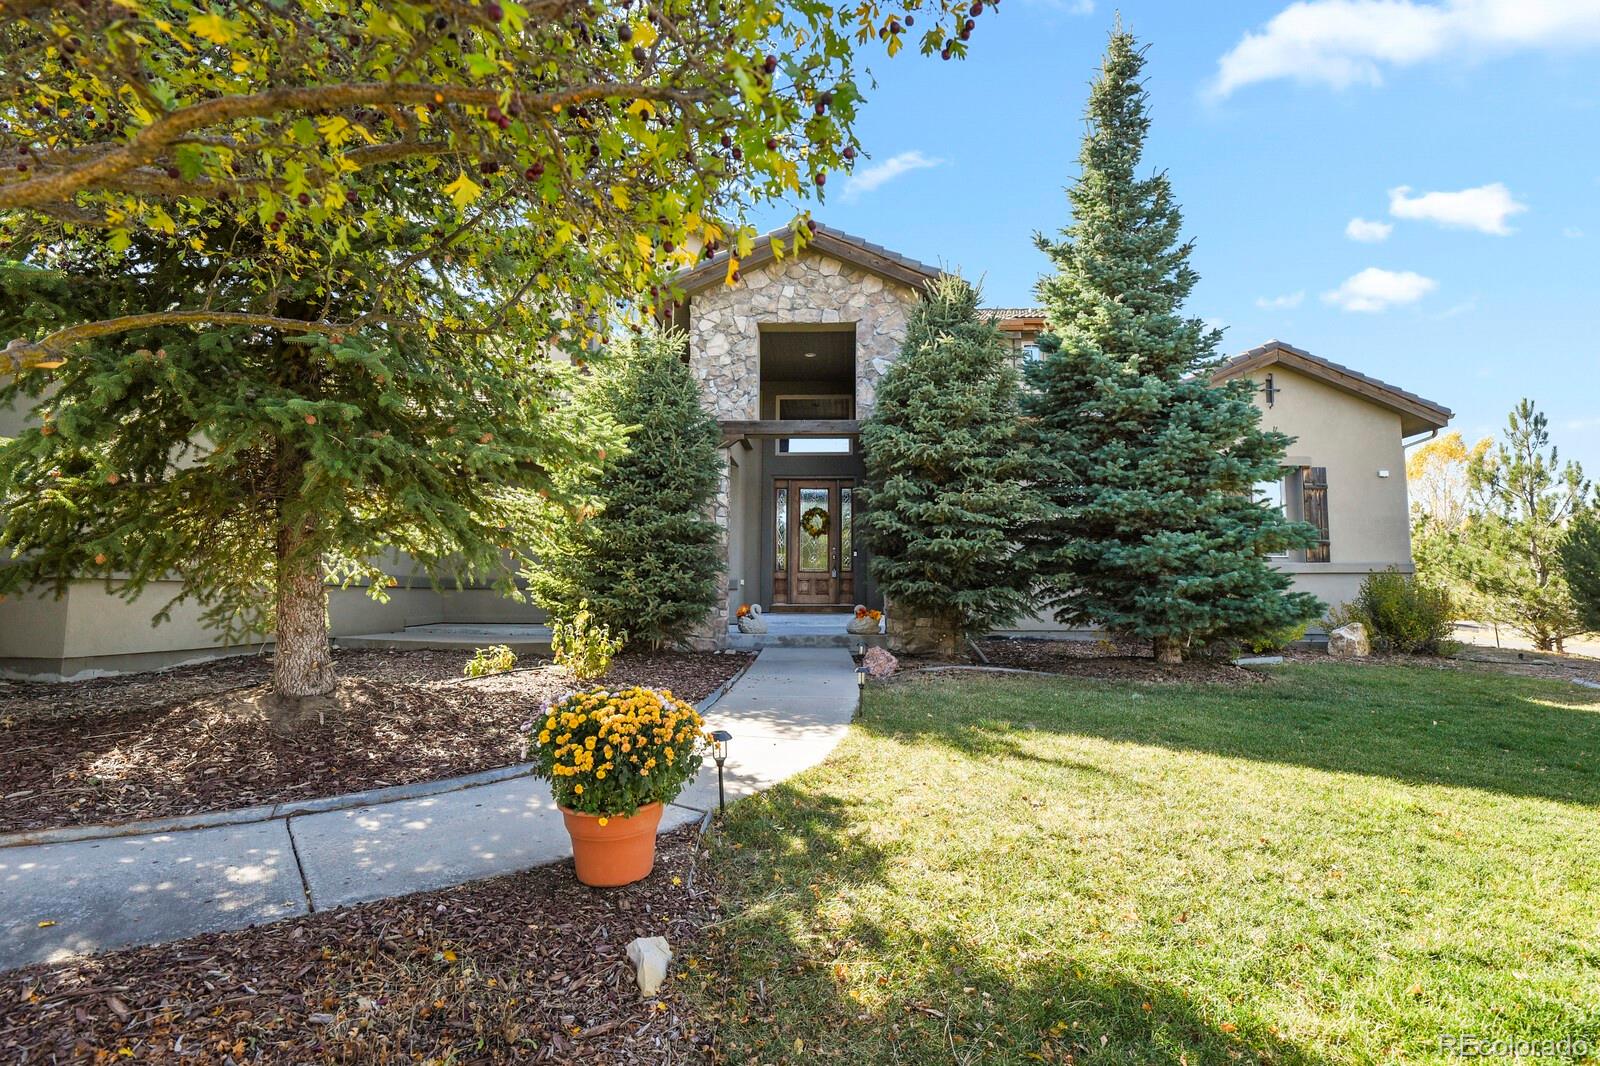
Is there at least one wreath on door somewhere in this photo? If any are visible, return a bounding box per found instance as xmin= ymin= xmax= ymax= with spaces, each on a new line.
xmin=800 ymin=505 xmax=831 ymax=539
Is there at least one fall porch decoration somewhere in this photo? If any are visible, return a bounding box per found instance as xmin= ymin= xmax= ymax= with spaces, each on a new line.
xmin=525 ymin=686 xmax=709 ymax=886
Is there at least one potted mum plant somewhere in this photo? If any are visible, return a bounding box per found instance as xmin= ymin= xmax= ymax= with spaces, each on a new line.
xmin=525 ymin=686 xmax=709 ymax=887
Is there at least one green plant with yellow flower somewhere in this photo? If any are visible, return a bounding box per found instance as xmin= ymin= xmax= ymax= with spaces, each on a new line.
xmin=524 ymin=687 xmax=709 ymax=819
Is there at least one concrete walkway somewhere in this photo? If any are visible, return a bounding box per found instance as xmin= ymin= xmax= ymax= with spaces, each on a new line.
xmin=0 ymin=646 xmax=857 ymax=972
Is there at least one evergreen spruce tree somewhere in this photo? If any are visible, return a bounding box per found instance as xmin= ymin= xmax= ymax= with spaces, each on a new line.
xmin=1022 ymin=29 xmax=1320 ymax=662
xmin=532 ymin=329 xmax=723 ymax=649
xmin=0 ymin=248 xmax=611 ymax=707
xmin=860 ymin=276 xmax=1039 ymax=654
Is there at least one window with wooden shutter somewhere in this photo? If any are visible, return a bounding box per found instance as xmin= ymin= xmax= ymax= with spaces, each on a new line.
xmin=1301 ymin=466 xmax=1330 ymax=562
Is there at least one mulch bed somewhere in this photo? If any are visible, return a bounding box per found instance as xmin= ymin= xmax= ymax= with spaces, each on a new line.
xmin=0 ymin=649 xmax=752 ymax=835
xmin=956 ymin=636 xmax=1269 ymax=685
xmin=0 ymin=825 xmax=720 ymax=1064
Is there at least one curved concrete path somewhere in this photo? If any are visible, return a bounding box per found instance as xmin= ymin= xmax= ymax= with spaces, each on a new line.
xmin=0 ymin=646 xmax=857 ymax=972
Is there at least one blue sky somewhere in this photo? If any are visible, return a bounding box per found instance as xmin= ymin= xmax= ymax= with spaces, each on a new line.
xmin=749 ymin=0 xmax=1600 ymax=472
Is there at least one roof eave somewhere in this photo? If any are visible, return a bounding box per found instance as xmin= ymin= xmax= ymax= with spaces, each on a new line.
xmin=668 ymin=223 xmax=942 ymax=297
xmin=1214 ymin=341 xmax=1453 ymax=435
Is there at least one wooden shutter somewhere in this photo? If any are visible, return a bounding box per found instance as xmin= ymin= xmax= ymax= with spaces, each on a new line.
xmin=1302 ymin=467 xmax=1330 ymax=562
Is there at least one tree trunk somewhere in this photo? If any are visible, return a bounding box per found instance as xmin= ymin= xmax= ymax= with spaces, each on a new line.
xmin=273 ymin=537 xmax=335 ymax=700
xmin=1153 ymin=635 xmax=1183 ymax=665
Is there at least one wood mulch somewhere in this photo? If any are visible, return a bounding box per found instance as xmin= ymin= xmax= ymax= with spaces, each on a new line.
xmin=951 ymin=636 xmax=1270 ymax=686
xmin=0 ymin=825 xmax=719 ymax=1064
xmin=0 ymin=649 xmax=753 ymax=835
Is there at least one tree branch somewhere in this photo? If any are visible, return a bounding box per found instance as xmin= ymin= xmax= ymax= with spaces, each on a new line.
xmin=0 ymin=81 xmax=707 ymax=213
xmin=3 ymin=312 xmax=354 ymax=373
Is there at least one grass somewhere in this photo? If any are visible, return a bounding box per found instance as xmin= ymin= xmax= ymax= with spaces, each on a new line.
xmin=690 ymin=662 xmax=1600 ymax=1064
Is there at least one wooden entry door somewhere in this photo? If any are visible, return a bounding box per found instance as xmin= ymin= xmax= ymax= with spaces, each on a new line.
xmin=773 ymin=479 xmax=854 ymax=607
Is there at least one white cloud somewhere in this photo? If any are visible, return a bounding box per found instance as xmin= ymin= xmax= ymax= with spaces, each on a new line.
xmin=1345 ymin=217 xmax=1394 ymax=242
xmin=1255 ymin=291 xmax=1306 ymax=309
xmin=1564 ymin=226 xmax=1585 ymax=238
xmin=1388 ymin=183 xmax=1527 ymax=234
xmin=1210 ymin=0 xmax=1600 ymax=98
xmin=839 ymin=150 xmax=943 ymax=202
xmin=1323 ymin=267 xmax=1438 ymax=312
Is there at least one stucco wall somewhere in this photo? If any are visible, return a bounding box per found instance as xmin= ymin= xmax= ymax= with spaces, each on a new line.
xmin=1240 ymin=364 xmax=1415 ymax=612
xmin=686 ymin=250 xmax=918 ymax=420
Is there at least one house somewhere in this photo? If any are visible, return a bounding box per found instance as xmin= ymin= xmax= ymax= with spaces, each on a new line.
xmin=666 ymin=225 xmax=1453 ymax=634
xmin=0 ymin=224 xmax=1452 ymax=677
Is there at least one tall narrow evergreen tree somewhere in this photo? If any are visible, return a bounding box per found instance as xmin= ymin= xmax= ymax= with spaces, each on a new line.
xmin=1023 ymin=29 xmax=1320 ymax=662
xmin=531 ymin=329 xmax=723 ymax=650
xmin=860 ymin=276 xmax=1040 ymax=655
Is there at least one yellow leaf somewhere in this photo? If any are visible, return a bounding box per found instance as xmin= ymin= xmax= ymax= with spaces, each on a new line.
xmin=231 ymin=54 xmax=250 ymax=74
xmin=37 ymin=920 xmax=56 ymax=928
xmin=725 ymin=256 xmax=740 ymax=285
xmin=443 ymin=170 xmax=482 ymax=209
xmin=188 ymin=13 xmax=236 ymax=46
xmin=632 ymin=20 xmax=658 ymax=47
xmin=610 ymin=185 xmax=631 ymax=210
xmin=442 ymin=949 xmax=457 ymax=962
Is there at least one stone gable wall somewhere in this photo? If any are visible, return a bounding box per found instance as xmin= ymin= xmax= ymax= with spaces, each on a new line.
xmin=685 ymin=251 xmax=919 ymax=420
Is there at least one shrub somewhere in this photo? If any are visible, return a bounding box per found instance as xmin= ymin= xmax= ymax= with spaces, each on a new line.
xmin=551 ymin=600 xmax=625 ymax=682
xmin=1245 ymin=621 xmax=1309 ymax=655
xmin=523 ymin=686 xmax=708 ymax=817
xmin=463 ymin=644 xmax=517 ymax=678
xmin=1336 ymin=570 xmax=1455 ymax=655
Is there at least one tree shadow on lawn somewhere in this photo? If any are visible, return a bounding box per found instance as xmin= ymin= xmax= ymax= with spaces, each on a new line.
xmin=698 ymin=780 xmax=1334 ymax=1066
xmin=867 ymin=662 xmax=1600 ymax=808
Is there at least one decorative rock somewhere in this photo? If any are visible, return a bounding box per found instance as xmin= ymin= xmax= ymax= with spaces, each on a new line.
xmin=1328 ymin=622 xmax=1371 ymax=659
xmin=862 ymin=646 xmax=898 ymax=679
xmin=625 ymin=935 xmax=672 ymax=997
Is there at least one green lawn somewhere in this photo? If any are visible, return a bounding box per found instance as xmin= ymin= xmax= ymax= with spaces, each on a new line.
xmin=691 ymin=663 xmax=1600 ymax=1064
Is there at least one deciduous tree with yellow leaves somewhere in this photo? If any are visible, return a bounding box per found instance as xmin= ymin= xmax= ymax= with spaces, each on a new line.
xmin=0 ymin=0 xmax=990 ymax=705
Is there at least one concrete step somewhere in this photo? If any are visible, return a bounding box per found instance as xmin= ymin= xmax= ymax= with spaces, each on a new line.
xmin=726 ymin=631 xmax=889 ymax=650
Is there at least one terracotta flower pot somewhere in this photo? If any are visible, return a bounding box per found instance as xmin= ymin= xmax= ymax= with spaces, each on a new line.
xmin=560 ymin=802 xmax=664 ymax=887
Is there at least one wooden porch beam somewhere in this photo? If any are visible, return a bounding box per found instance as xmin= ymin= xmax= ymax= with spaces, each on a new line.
xmin=719 ymin=418 xmax=861 ymax=444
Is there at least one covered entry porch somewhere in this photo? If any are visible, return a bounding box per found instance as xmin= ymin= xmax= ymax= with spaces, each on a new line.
xmin=720 ymin=418 xmax=882 ymax=618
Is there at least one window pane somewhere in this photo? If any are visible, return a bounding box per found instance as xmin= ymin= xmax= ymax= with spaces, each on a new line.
xmin=840 ymin=488 xmax=852 ymax=572
xmin=798 ymin=487 xmax=829 ymax=571
xmin=781 ymin=437 xmax=852 ymax=454
xmin=1254 ymin=479 xmax=1285 ymax=513
xmin=774 ymin=487 xmax=787 ymax=570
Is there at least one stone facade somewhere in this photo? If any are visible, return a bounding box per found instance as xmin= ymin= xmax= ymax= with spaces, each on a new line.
xmin=682 ymin=247 xmax=921 ymax=649
xmin=686 ymin=250 xmax=919 ymax=421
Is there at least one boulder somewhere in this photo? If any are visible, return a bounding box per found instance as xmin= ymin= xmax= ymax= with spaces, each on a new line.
xmin=1328 ymin=622 xmax=1371 ymax=659
xmin=625 ymin=935 xmax=672 ymax=998
xmin=862 ymin=646 xmax=898 ymax=679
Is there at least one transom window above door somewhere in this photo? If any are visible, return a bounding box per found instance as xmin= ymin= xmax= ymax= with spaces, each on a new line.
xmin=777 ymin=395 xmax=853 ymax=453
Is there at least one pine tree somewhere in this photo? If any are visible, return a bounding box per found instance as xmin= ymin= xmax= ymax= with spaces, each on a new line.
xmin=532 ymin=329 xmax=723 ymax=650
xmin=1022 ymin=29 xmax=1320 ymax=662
xmin=1458 ymin=399 xmax=1590 ymax=651
xmin=1560 ymin=511 xmax=1600 ymax=635
xmin=0 ymin=244 xmax=612 ymax=707
xmin=860 ymin=276 xmax=1039 ymax=654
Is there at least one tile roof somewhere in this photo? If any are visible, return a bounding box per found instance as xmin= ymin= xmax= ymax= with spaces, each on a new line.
xmin=980 ymin=307 xmax=1046 ymax=321
xmin=1214 ymin=339 xmax=1453 ymax=435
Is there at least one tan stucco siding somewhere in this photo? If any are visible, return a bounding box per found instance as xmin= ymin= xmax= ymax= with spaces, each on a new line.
xmin=1245 ymin=365 xmax=1412 ymax=566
